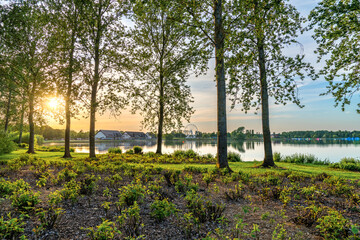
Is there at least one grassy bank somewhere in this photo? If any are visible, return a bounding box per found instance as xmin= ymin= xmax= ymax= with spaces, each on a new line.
xmin=1 ymin=149 xmax=359 ymax=179
xmin=0 ymin=150 xmax=359 ymax=239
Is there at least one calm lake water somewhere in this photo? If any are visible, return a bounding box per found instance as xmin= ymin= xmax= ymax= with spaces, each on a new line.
xmin=44 ymin=139 xmax=360 ymax=163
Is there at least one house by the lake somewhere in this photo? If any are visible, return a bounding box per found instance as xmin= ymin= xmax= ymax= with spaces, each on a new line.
xmin=122 ymin=131 xmax=149 ymax=139
xmin=95 ymin=130 xmax=122 ymax=140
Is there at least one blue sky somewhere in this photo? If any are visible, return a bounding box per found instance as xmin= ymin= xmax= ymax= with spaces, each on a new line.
xmin=49 ymin=0 xmax=360 ymax=133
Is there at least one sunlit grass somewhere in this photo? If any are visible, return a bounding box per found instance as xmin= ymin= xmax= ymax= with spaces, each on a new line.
xmin=1 ymin=150 xmax=359 ymax=179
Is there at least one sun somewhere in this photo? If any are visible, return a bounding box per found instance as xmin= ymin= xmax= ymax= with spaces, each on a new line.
xmin=48 ymin=97 xmax=59 ymax=109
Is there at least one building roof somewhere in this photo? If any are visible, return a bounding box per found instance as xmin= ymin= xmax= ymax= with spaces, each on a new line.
xmin=124 ymin=131 xmax=146 ymax=138
xmin=97 ymin=130 xmax=122 ymax=138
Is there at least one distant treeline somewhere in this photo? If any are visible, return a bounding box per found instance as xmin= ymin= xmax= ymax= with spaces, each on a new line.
xmin=279 ymin=130 xmax=360 ymax=139
xmin=8 ymin=125 xmax=89 ymax=141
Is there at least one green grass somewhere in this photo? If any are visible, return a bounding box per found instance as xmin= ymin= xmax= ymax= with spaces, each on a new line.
xmin=0 ymin=149 xmax=88 ymax=161
xmin=1 ymin=150 xmax=359 ymax=179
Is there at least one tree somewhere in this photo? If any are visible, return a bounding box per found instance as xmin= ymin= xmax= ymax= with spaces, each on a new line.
xmin=230 ymin=127 xmax=246 ymax=141
xmin=227 ymin=0 xmax=315 ymax=167
xmin=309 ymin=0 xmax=360 ymax=113
xmin=128 ymin=0 xmax=202 ymax=154
xmin=178 ymin=0 xmax=232 ymax=168
xmin=80 ymin=0 xmax=128 ymax=158
xmin=46 ymin=0 xmax=83 ymax=158
xmin=0 ymin=1 xmax=56 ymax=153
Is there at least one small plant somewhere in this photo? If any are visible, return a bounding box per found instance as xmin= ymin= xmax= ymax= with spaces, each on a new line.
xmin=85 ymin=220 xmax=121 ymax=240
xmin=60 ymin=179 xmax=80 ymax=204
xmin=36 ymin=207 xmax=64 ymax=230
xmin=272 ymin=223 xmax=287 ymax=240
xmin=79 ymin=174 xmax=100 ymax=196
xmin=0 ymin=213 xmax=26 ymax=239
xmin=150 ymin=199 xmax=177 ymax=222
xmin=101 ymin=201 xmax=111 ymax=218
xmin=227 ymin=152 xmax=242 ymax=162
xmin=181 ymin=212 xmax=199 ymax=239
xmin=316 ymin=209 xmax=350 ymax=239
xmin=225 ymin=182 xmax=245 ymax=201
xmin=202 ymin=171 xmax=216 ymax=187
xmin=108 ymin=147 xmax=122 ymax=154
xmin=117 ymin=181 xmax=146 ymax=208
xmin=104 ymin=173 xmax=122 ymax=188
xmin=133 ymin=146 xmax=143 ymax=154
xmin=232 ymin=214 xmax=248 ymax=239
xmin=10 ymin=188 xmax=40 ymax=212
xmin=117 ymin=202 xmax=143 ymax=238
xmin=185 ymin=190 xmax=225 ymax=223
xmin=273 ymin=152 xmax=282 ymax=162
xmin=56 ymin=168 xmax=78 ymax=183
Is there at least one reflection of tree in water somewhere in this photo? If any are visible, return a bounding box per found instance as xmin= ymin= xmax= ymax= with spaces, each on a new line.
xmin=229 ymin=141 xmax=245 ymax=153
xmin=282 ymin=139 xmax=360 ymax=146
xmin=245 ymin=141 xmax=255 ymax=150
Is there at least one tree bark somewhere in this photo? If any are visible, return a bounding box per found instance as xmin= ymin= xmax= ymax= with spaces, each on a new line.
xmin=214 ymin=0 xmax=229 ymax=168
xmin=4 ymin=88 xmax=12 ymax=132
xmin=89 ymin=17 xmax=101 ymax=159
xmin=156 ymin=72 xmax=164 ymax=154
xmin=63 ymin=30 xmax=76 ymax=159
xmin=27 ymin=83 xmax=36 ymax=154
xmin=258 ymin=40 xmax=275 ymax=167
xmin=18 ymin=100 xmax=25 ymax=144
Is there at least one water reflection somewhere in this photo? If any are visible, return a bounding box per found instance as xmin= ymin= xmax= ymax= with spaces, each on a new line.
xmin=44 ymin=139 xmax=360 ymax=163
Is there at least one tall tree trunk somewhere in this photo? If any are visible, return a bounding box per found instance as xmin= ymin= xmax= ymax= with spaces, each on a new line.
xmin=63 ymin=30 xmax=76 ymax=159
xmin=156 ymin=72 xmax=164 ymax=154
xmin=214 ymin=0 xmax=229 ymax=168
xmin=89 ymin=22 xmax=101 ymax=159
xmin=27 ymin=84 xmax=36 ymax=154
xmin=18 ymin=100 xmax=25 ymax=144
xmin=258 ymin=40 xmax=274 ymax=167
xmin=4 ymin=88 xmax=12 ymax=132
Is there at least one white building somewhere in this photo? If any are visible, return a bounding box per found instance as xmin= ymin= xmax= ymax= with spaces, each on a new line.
xmin=95 ymin=130 xmax=122 ymax=140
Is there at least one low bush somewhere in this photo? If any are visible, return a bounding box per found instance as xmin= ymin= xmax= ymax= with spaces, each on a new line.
xmin=85 ymin=220 xmax=121 ymax=240
xmin=278 ymin=153 xmax=329 ymax=165
xmin=316 ymin=209 xmax=350 ymax=239
xmin=0 ymin=213 xmax=26 ymax=239
xmin=227 ymin=152 xmax=242 ymax=162
xmin=330 ymin=157 xmax=360 ymax=172
xmin=150 ymin=199 xmax=177 ymax=222
xmin=133 ymin=146 xmax=143 ymax=154
xmin=108 ymin=147 xmax=122 ymax=154
xmin=10 ymin=188 xmax=40 ymax=212
xmin=173 ymin=149 xmax=198 ymax=158
xmin=0 ymin=131 xmax=17 ymax=155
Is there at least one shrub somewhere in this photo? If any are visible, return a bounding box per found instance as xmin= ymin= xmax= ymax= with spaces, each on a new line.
xmin=279 ymin=153 xmax=329 ymax=165
xmin=10 ymin=188 xmax=40 ymax=212
xmin=227 ymin=152 xmax=242 ymax=162
xmin=14 ymin=132 xmax=44 ymax=145
xmin=0 ymin=213 xmax=26 ymax=239
xmin=185 ymin=190 xmax=225 ymax=223
xmin=316 ymin=209 xmax=350 ymax=239
xmin=116 ymin=202 xmax=142 ymax=238
xmin=133 ymin=146 xmax=143 ymax=154
xmin=117 ymin=182 xmax=146 ymax=208
xmin=150 ymin=199 xmax=177 ymax=222
xmin=273 ymin=152 xmax=282 ymax=162
xmin=173 ymin=149 xmax=198 ymax=158
xmin=0 ymin=131 xmax=17 ymax=155
xmin=36 ymin=207 xmax=64 ymax=230
xmin=79 ymin=174 xmax=100 ymax=196
xmin=85 ymin=220 xmax=121 ymax=240
xmin=108 ymin=147 xmax=122 ymax=154
xmin=60 ymin=179 xmax=80 ymax=203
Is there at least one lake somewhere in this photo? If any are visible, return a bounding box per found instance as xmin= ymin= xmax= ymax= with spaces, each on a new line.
xmin=44 ymin=139 xmax=360 ymax=163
